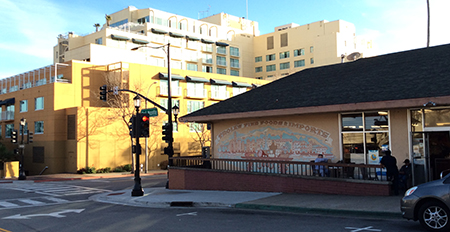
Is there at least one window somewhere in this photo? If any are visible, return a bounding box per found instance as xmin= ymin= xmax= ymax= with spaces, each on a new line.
xmin=164 ymin=120 xmax=178 ymax=132
xmin=266 ymin=64 xmax=276 ymax=72
xmin=294 ymin=49 xmax=305 ymax=57
xmin=294 ymin=60 xmax=305 ymax=67
xmin=160 ymin=80 xmax=180 ymax=96
xmin=160 ymin=99 xmax=180 ymax=113
xmin=5 ymin=124 xmax=13 ymax=138
xmin=178 ymin=21 xmax=186 ymax=30
xmin=189 ymin=123 xmax=203 ymax=132
xmin=217 ymin=46 xmax=226 ymax=55
xmin=255 ymin=56 xmax=262 ymax=62
xmin=187 ymin=101 xmax=204 ymax=113
xmin=35 ymin=97 xmax=44 ymax=110
xmin=280 ymin=33 xmax=288 ymax=47
xmin=230 ymin=47 xmax=239 ymax=57
xmin=202 ymin=54 xmax=213 ymax=64
xmin=211 ymin=84 xmax=228 ymax=99
xmin=202 ymin=65 xmax=213 ymax=73
xmin=35 ymin=121 xmax=44 ymax=134
xmin=19 ymin=123 xmax=28 ymax=135
xmin=20 ymin=100 xmax=28 ymax=112
xmin=266 ymin=54 xmax=276 ymax=61
xmin=230 ymin=58 xmax=239 ymax=68
xmin=95 ymin=38 xmax=103 ymax=45
xmin=201 ymin=44 xmax=213 ymax=52
xmin=155 ymin=17 xmax=168 ymax=26
xmin=230 ymin=69 xmax=239 ymax=76
xmin=280 ymin=62 xmax=290 ymax=70
xmin=186 ymin=82 xmax=205 ymax=98
xmin=137 ymin=16 xmax=149 ymax=24
xmin=279 ymin=51 xmax=290 ymax=59
xmin=267 ymin=36 xmax=274 ymax=50
xmin=255 ymin=66 xmax=263 ymax=73
xmin=233 ymin=87 xmax=247 ymax=96
xmin=110 ymin=19 xmax=128 ymax=27
xmin=217 ymin=68 xmax=226 ymax=75
xmin=216 ymin=56 xmax=226 ymax=66
xmin=310 ymin=46 xmax=314 ymax=53
xmin=310 ymin=58 xmax=314 ymax=64
xmin=187 ymin=63 xmax=198 ymax=71
xmin=341 ymin=112 xmax=389 ymax=164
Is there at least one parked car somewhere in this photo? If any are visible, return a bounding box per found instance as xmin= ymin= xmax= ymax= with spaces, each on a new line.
xmin=401 ymin=172 xmax=450 ymax=231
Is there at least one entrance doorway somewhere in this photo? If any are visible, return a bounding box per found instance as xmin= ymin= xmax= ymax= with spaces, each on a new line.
xmin=411 ymin=131 xmax=450 ymax=185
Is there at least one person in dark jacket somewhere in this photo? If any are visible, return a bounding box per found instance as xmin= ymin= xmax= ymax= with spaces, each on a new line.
xmin=380 ymin=149 xmax=399 ymax=195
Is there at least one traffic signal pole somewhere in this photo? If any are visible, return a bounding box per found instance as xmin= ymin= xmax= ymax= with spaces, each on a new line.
xmin=131 ymin=101 xmax=144 ymax=197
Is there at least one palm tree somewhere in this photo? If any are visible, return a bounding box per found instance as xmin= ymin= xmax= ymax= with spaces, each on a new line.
xmin=105 ymin=14 xmax=112 ymax=26
xmin=94 ymin=23 xmax=100 ymax=32
xmin=427 ymin=0 xmax=430 ymax=47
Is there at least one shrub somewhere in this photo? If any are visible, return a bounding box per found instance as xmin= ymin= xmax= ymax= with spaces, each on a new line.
xmin=123 ymin=164 xmax=132 ymax=172
xmin=159 ymin=160 xmax=168 ymax=170
xmin=77 ymin=166 xmax=96 ymax=174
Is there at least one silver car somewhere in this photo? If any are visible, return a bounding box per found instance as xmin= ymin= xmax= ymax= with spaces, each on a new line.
xmin=401 ymin=173 xmax=450 ymax=231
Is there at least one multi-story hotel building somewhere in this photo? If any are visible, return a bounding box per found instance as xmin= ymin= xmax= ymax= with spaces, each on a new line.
xmin=0 ymin=6 xmax=372 ymax=175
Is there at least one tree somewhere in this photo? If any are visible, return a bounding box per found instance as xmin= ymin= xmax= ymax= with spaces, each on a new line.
xmin=187 ymin=123 xmax=211 ymax=151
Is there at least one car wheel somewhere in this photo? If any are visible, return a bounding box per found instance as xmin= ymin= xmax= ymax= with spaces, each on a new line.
xmin=418 ymin=201 xmax=450 ymax=231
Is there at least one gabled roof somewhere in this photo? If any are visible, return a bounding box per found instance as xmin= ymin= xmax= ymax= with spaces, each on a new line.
xmin=180 ymin=44 xmax=450 ymax=123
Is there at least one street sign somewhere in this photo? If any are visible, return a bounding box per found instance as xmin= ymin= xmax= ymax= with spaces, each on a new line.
xmin=141 ymin=108 xmax=158 ymax=117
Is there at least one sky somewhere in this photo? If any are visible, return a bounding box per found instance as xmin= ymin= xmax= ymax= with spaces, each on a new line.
xmin=1 ymin=0 xmax=450 ymax=79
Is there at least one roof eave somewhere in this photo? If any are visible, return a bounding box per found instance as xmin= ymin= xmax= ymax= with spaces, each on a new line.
xmin=179 ymin=95 xmax=450 ymax=123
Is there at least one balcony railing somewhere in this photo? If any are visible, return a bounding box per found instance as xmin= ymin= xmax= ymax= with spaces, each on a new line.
xmin=159 ymin=86 xmax=182 ymax=97
xmin=210 ymin=90 xmax=229 ymax=100
xmin=186 ymin=88 xmax=207 ymax=98
xmin=170 ymin=157 xmax=388 ymax=182
xmin=0 ymin=111 xmax=14 ymax=121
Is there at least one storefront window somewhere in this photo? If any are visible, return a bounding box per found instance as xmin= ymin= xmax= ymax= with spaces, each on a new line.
xmin=424 ymin=108 xmax=450 ymax=127
xmin=411 ymin=110 xmax=423 ymax=132
xmin=342 ymin=114 xmax=363 ymax=131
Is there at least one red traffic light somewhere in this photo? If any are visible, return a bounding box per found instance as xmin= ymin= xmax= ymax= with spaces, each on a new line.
xmin=141 ymin=116 xmax=149 ymax=122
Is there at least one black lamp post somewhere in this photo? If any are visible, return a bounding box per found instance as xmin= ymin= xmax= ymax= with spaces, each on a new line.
xmin=18 ymin=118 xmax=26 ymax=180
xmin=172 ymin=105 xmax=179 ymax=123
xmin=131 ymin=95 xmax=144 ymax=196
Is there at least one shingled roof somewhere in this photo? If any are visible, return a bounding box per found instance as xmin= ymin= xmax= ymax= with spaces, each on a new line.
xmin=180 ymin=44 xmax=450 ymax=123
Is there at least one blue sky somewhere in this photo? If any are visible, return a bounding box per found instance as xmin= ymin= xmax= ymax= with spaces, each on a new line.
xmin=1 ymin=0 xmax=449 ymax=79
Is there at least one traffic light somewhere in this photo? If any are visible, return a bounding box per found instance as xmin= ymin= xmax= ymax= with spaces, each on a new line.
xmin=99 ymin=85 xmax=107 ymax=101
xmin=137 ymin=113 xmax=150 ymax=138
xmin=27 ymin=131 xmax=33 ymax=143
xmin=11 ymin=129 xmax=18 ymax=144
xmin=128 ymin=115 xmax=136 ymax=138
xmin=162 ymin=123 xmax=173 ymax=143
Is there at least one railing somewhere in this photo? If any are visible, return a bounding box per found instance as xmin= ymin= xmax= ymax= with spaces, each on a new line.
xmin=170 ymin=157 xmax=388 ymax=182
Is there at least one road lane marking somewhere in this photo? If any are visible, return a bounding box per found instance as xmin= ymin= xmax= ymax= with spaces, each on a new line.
xmin=2 ymin=209 xmax=85 ymax=219
xmin=345 ymin=226 xmax=382 ymax=232
xmin=176 ymin=212 xmax=198 ymax=216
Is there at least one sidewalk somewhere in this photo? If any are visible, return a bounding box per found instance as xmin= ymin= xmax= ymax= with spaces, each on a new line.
xmin=0 ymin=171 xmax=403 ymax=219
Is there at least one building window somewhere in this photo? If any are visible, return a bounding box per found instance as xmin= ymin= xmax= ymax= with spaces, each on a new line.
xmin=5 ymin=124 xmax=13 ymax=138
xmin=35 ymin=97 xmax=44 ymax=110
xmin=266 ymin=54 xmax=276 ymax=61
xmin=160 ymin=80 xmax=180 ymax=96
xmin=266 ymin=64 xmax=276 ymax=72
xmin=20 ymin=100 xmax=28 ymax=112
xmin=280 ymin=33 xmax=288 ymax=47
xmin=230 ymin=47 xmax=239 ymax=57
xmin=310 ymin=58 xmax=314 ymax=64
xmin=110 ymin=19 xmax=128 ymax=28
xmin=310 ymin=46 xmax=314 ymax=53
xmin=35 ymin=121 xmax=44 ymax=134
xmin=267 ymin=36 xmax=274 ymax=50
xmin=217 ymin=68 xmax=226 ymax=75
xmin=137 ymin=16 xmax=149 ymax=24
xmin=233 ymin=87 xmax=247 ymax=96
xmin=280 ymin=62 xmax=290 ymax=70
xmin=230 ymin=58 xmax=239 ymax=68
xmin=160 ymin=99 xmax=180 ymax=113
xmin=216 ymin=56 xmax=227 ymax=66
xmin=155 ymin=17 xmax=168 ymax=26
xmin=341 ymin=112 xmax=389 ymax=164
xmin=189 ymin=123 xmax=203 ymax=132
xmin=202 ymin=54 xmax=213 ymax=64
xmin=19 ymin=123 xmax=28 ymax=135
xmin=279 ymin=51 xmax=290 ymax=59
xmin=294 ymin=48 xmax=305 ymax=57
xmin=95 ymin=38 xmax=103 ymax=45
xmin=294 ymin=60 xmax=305 ymax=67
xmin=211 ymin=84 xmax=228 ymax=99
xmin=230 ymin=70 xmax=239 ymax=76
xmin=201 ymin=44 xmax=213 ymax=52
xmin=186 ymin=82 xmax=205 ymax=98
xmin=202 ymin=65 xmax=213 ymax=73
xmin=255 ymin=56 xmax=262 ymax=62
xmin=255 ymin=66 xmax=263 ymax=73
xmin=217 ymin=46 xmax=226 ymax=55
xmin=187 ymin=101 xmax=204 ymax=113
xmin=187 ymin=63 xmax=198 ymax=71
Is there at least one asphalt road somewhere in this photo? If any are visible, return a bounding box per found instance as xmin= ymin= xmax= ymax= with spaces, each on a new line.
xmin=0 ymin=176 xmax=424 ymax=232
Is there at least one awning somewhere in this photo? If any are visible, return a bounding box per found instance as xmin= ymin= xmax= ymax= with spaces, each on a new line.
xmin=158 ymin=73 xmax=184 ymax=80
xmin=111 ymin=34 xmax=130 ymax=41
xmin=0 ymin=98 xmax=15 ymax=106
xmin=186 ymin=36 xmax=200 ymax=41
xmin=132 ymin=38 xmax=149 ymax=44
xmin=185 ymin=76 xmax=209 ymax=83
xmin=210 ymin=79 xmax=232 ymax=85
xmin=151 ymin=28 xmax=168 ymax=34
xmin=215 ymin=42 xmax=229 ymax=47
xmin=169 ymin=32 xmax=184 ymax=38
xmin=201 ymin=39 xmax=215 ymax=44
xmin=252 ymin=83 xmax=261 ymax=88
xmin=232 ymin=81 xmax=252 ymax=88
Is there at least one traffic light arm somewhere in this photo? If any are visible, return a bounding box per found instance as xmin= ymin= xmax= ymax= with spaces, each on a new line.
xmin=108 ymin=88 xmax=168 ymax=113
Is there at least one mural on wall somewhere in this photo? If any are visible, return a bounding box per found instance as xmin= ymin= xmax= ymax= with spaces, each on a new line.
xmin=216 ymin=120 xmax=334 ymax=162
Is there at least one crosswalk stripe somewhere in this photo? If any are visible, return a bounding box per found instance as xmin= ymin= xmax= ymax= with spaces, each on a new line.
xmin=0 ymin=201 xmax=19 ymax=208
xmin=43 ymin=197 xmax=70 ymax=203
xmin=17 ymin=199 xmax=46 ymax=205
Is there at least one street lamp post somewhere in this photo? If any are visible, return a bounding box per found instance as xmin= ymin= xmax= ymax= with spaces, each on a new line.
xmin=172 ymin=105 xmax=179 ymax=123
xmin=144 ymin=81 xmax=157 ymax=173
xmin=132 ymin=95 xmax=144 ymax=196
xmin=18 ymin=118 xmax=26 ymax=180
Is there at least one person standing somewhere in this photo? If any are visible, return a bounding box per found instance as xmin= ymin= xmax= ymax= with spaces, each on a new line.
xmin=380 ymin=150 xmax=399 ymax=195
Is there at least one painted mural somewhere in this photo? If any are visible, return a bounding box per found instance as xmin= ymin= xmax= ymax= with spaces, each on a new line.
xmin=216 ymin=120 xmax=334 ymax=162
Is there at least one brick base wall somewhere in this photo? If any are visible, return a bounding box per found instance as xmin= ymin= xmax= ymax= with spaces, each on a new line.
xmin=169 ymin=168 xmax=391 ymax=196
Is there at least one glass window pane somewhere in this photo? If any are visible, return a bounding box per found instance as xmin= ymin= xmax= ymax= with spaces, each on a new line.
xmin=365 ymin=111 xmax=389 ymax=131
xmin=424 ymin=109 xmax=450 ymax=127
xmin=411 ymin=110 xmax=423 ymax=132
xmin=342 ymin=114 xmax=363 ymax=131
xmin=342 ymin=133 xmax=364 ymax=163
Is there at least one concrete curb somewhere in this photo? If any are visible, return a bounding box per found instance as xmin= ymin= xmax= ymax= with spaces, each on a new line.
xmin=8 ymin=172 xmax=167 ymax=183
xmin=234 ymin=203 xmax=403 ymax=219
